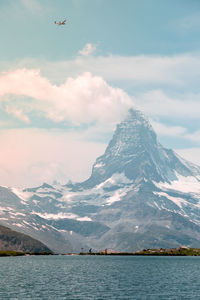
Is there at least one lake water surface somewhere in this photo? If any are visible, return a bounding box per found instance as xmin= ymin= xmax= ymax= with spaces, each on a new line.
xmin=0 ymin=255 xmax=200 ymax=299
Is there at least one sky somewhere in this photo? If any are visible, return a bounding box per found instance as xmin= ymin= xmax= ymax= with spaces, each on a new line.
xmin=0 ymin=0 xmax=200 ymax=187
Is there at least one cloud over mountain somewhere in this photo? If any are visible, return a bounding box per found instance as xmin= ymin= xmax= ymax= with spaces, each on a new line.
xmin=0 ymin=69 xmax=132 ymax=125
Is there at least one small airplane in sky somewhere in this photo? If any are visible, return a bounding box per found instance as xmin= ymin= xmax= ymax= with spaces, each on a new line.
xmin=54 ymin=19 xmax=67 ymax=26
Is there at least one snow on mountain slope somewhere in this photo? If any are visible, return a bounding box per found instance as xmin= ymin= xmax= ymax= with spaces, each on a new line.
xmin=0 ymin=108 xmax=200 ymax=252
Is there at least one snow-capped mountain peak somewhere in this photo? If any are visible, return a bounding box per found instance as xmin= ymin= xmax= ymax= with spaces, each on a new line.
xmin=80 ymin=109 xmax=198 ymax=189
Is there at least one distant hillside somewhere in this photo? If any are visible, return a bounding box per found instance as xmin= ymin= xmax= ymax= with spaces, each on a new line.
xmin=0 ymin=224 xmax=52 ymax=253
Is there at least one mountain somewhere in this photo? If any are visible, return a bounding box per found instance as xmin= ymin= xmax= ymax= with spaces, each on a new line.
xmin=80 ymin=109 xmax=198 ymax=187
xmin=0 ymin=109 xmax=200 ymax=252
xmin=0 ymin=224 xmax=52 ymax=253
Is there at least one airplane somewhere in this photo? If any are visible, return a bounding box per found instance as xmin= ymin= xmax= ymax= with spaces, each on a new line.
xmin=54 ymin=19 xmax=67 ymax=26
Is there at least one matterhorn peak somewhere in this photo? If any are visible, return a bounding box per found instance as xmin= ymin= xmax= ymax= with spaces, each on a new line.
xmin=81 ymin=108 xmax=197 ymax=189
xmin=121 ymin=108 xmax=153 ymax=129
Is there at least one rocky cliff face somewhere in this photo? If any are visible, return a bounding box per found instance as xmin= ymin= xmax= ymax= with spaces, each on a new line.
xmin=0 ymin=108 xmax=200 ymax=252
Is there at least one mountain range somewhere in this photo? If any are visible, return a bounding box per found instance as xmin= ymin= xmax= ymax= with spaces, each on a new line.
xmin=0 ymin=109 xmax=200 ymax=253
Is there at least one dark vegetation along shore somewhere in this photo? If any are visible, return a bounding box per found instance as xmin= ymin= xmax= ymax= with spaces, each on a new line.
xmin=78 ymin=247 xmax=200 ymax=256
xmin=0 ymin=251 xmax=52 ymax=257
xmin=133 ymin=247 xmax=200 ymax=256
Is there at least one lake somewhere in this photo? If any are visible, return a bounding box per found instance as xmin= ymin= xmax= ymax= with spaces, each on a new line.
xmin=0 ymin=255 xmax=200 ymax=299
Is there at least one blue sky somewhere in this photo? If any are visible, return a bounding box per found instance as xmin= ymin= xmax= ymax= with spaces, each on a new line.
xmin=0 ymin=0 xmax=200 ymax=186
xmin=1 ymin=0 xmax=200 ymax=59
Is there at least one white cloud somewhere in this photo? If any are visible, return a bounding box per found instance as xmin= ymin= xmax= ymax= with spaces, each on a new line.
xmin=4 ymin=54 xmax=200 ymax=127
xmin=2 ymin=55 xmax=200 ymax=131
xmin=185 ymin=130 xmax=200 ymax=143
xmin=79 ymin=43 xmax=97 ymax=56
xmin=2 ymin=53 xmax=200 ymax=96
xmin=0 ymin=69 xmax=133 ymax=125
xmin=20 ymin=53 xmax=200 ymax=88
xmin=151 ymin=120 xmax=200 ymax=145
xmin=0 ymin=128 xmax=106 ymax=187
xmin=151 ymin=120 xmax=187 ymax=137
xmin=176 ymin=148 xmax=200 ymax=166
xmin=134 ymin=89 xmax=200 ymax=119
xmin=6 ymin=105 xmax=30 ymax=123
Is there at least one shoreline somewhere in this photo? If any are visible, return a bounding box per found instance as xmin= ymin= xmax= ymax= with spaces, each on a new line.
xmin=2 ymin=247 xmax=200 ymax=257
